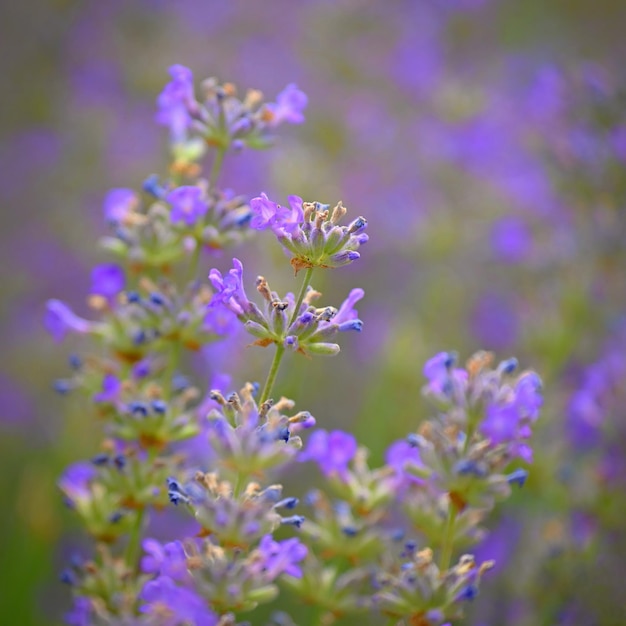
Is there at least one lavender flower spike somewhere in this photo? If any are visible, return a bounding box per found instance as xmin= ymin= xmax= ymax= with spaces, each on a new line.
xmin=249 ymin=195 xmax=367 ymax=274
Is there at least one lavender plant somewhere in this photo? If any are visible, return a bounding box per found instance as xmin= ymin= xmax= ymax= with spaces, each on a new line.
xmin=48 ymin=66 xmax=542 ymax=626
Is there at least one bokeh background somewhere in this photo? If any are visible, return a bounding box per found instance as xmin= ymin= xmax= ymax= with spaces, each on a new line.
xmin=2 ymin=0 xmax=626 ymax=624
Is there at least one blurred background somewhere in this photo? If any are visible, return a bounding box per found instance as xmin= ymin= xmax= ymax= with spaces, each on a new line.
xmin=2 ymin=0 xmax=626 ymax=624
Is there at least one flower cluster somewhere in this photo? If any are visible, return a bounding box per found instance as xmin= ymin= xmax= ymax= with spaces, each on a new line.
xmin=249 ymin=194 xmax=368 ymax=273
xmin=209 ymin=258 xmax=364 ymax=357
xmin=157 ymin=65 xmax=307 ymax=155
xmin=50 ymin=65 xmax=543 ymax=626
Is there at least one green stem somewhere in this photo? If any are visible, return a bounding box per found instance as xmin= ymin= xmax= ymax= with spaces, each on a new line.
xmin=185 ymin=240 xmax=202 ymax=284
xmin=209 ymin=147 xmax=226 ymax=190
xmin=259 ymin=344 xmax=285 ymax=405
xmin=125 ymin=507 xmax=146 ymax=572
xmin=439 ymin=504 xmax=458 ymax=572
xmin=164 ymin=340 xmax=182 ymax=399
xmin=289 ymin=267 xmax=314 ymax=327
xmin=258 ymin=268 xmax=314 ymax=405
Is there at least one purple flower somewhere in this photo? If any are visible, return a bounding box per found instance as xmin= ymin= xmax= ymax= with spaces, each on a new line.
xmin=140 ymin=576 xmax=217 ymax=626
xmin=103 ymin=188 xmax=138 ymax=225
xmin=422 ymin=352 xmax=467 ymax=398
xmin=203 ymin=302 xmax=240 ymax=336
xmin=385 ymin=440 xmax=424 ymax=489
xmin=266 ymin=84 xmax=308 ymax=127
xmin=59 ymin=462 xmax=97 ymax=505
xmin=141 ymin=539 xmax=190 ymax=582
xmin=489 ymin=216 xmax=532 ymax=264
xmin=44 ymin=300 xmax=93 ymax=342
xmin=208 ymin=258 xmax=251 ymax=317
xmin=64 ymin=597 xmax=93 ymax=626
xmin=90 ymin=264 xmax=125 ymax=301
xmin=481 ymin=403 xmax=519 ymax=444
xmin=480 ymin=373 xmax=542 ymax=448
xmin=252 ymin=535 xmax=308 ymax=580
xmin=330 ymin=288 xmax=364 ymax=327
xmin=567 ymin=389 xmax=603 ymax=450
xmin=156 ymin=65 xmax=196 ymax=142
xmin=299 ymin=429 xmax=357 ymax=479
xmin=93 ymin=373 xmax=122 ymax=404
xmin=167 ymin=186 xmax=208 ymax=226
xmin=250 ymin=193 xmax=304 ymax=236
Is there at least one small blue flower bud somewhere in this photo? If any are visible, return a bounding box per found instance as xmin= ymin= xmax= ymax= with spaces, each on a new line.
xmin=126 ymin=291 xmax=141 ymax=304
xmin=262 ymin=486 xmax=283 ymax=502
xmin=68 ymin=354 xmax=82 ymax=370
xmin=151 ymin=400 xmax=168 ymax=414
xmin=60 ymin=569 xmax=77 ymax=585
xmin=109 ymin=511 xmax=124 ymax=524
xmin=347 ymin=216 xmax=367 ymax=234
xmin=91 ymin=454 xmax=109 ymax=466
xmin=129 ymin=402 xmax=149 ymax=417
xmin=303 ymin=490 xmax=320 ymax=506
xmin=499 ymin=357 xmax=519 ymax=374
xmin=132 ymin=330 xmax=147 ymax=346
xmin=406 ymin=433 xmax=422 ymax=448
xmin=455 ymin=585 xmax=478 ymax=602
xmin=454 ymin=459 xmax=488 ymax=477
xmin=507 ymin=468 xmax=529 ymax=487
xmin=113 ymin=454 xmax=126 ymax=470
xmin=143 ymin=174 xmax=165 ymax=198
xmin=53 ymin=379 xmax=73 ymax=394
xmin=277 ymin=426 xmax=290 ymax=442
xmin=149 ymin=292 xmax=166 ymax=306
xmin=342 ymin=526 xmax=359 ymax=537
xmin=337 ymin=319 xmax=363 ymax=333
xmin=281 ymin=515 xmax=305 ymax=528
xmin=275 ymin=497 xmax=299 ymax=510
xmin=172 ymin=375 xmax=190 ymax=392
xmin=167 ymin=477 xmax=189 ymax=506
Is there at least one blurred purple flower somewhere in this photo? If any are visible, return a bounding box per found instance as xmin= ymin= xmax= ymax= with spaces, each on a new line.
xmin=203 ymin=302 xmax=240 ymax=336
xmin=489 ymin=216 xmax=532 ymax=264
xmin=90 ymin=264 xmax=125 ymax=300
xmin=481 ymin=372 xmax=542 ymax=455
xmin=252 ymin=534 xmax=308 ymax=579
xmin=208 ymin=258 xmax=251 ymax=317
xmin=103 ymin=188 xmax=138 ymax=225
xmin=423 ymin=351 xmax=467 ymax=398
xmin=265 ymin=84 xmax=308 ymax=127
xmin=140 ymin=576 xmax=217 ymax=626
xmin=299 ymin=429 xmax=357 ymax=479
xmin=167 ymin=186 xmax=208 ymax=226
xmin=93 ymin=373 xmax=122 ymax=404
xmin=156 ymin=65 xmax=196 ymax=142
xmin=58 ymin=462 xmax=97 ymax=505
xmin=64 ymin=596 xmax=93 ymax=626
xmin=250 ymin=193 xmax=304 ymax=235
xmin=44 ymin=300 xmax=93 ymax=342
xmin=332 ymin=288 xmax=364 ymax=326
xmin=385 ymin=439 xmax=423 ymax=489
xmin=141 ymin=539 xmax=190 ymax=582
